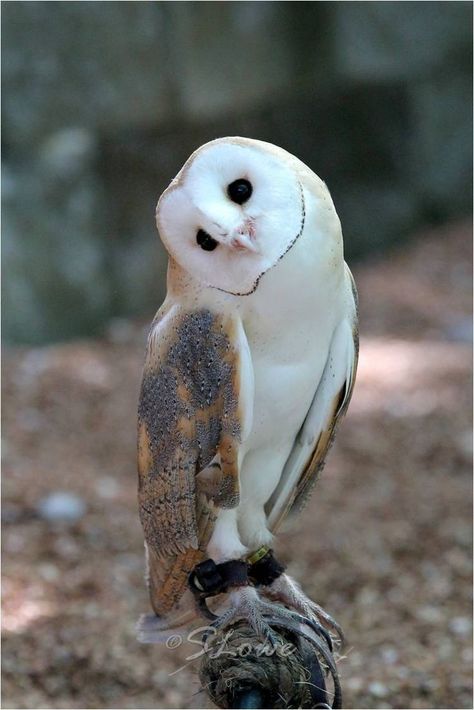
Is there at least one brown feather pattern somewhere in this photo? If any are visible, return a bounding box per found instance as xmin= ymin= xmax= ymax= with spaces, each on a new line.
xmin=137 ymin=308 xmax=242 ymax=615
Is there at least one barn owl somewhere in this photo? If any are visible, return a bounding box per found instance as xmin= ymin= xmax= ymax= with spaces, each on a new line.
xmin=137 ymin=137 xmax=358 ymax=643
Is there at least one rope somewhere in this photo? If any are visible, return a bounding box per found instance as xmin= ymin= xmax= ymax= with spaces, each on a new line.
xmin=199 ymin=618 xmax=342 ymax=709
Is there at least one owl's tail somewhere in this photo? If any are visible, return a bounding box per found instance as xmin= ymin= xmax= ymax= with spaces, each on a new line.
xmin=138 ymin=490 xmax=218 ymax=643
xmin=148 ymin=545 xmax=204 ymax=615
xmin=137 ymin=545 xmax=204 ymax=644
xmin=136 ymin=608 xmax=198 ymax=643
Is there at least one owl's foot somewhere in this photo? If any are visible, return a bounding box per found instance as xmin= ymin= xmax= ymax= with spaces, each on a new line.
xmin=205 ymin=586 xmax=280 ymax=643
xmin=188 ymin=555 xmax=341 ymax=651
xmin=188 ymin=558 xmax=275 ymax=643
xmin=204 ymin=585 xmax=337 ymax=650
xmin=260 ymin=572 xmax=344 ymax=649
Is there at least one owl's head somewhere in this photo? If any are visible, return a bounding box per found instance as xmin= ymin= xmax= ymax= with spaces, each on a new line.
xmin=156 ymin=138 xmax=307 ymax=295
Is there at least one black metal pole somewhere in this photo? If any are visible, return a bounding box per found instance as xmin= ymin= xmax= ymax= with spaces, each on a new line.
xmin=231 ymin=688 xmax=265 ymax=709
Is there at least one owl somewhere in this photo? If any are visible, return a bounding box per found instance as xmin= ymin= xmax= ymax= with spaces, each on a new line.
xmin=137 ymin=137 xmax=358 ymax=642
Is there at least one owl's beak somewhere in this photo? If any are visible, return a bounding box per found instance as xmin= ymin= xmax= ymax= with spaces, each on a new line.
xmin=230 ymin=232 xmax=259 ymax=253
xmin=228 ymin=218 xmax=259 ymax=253
xmin=195 ymin=204 xmax=260 ymax=253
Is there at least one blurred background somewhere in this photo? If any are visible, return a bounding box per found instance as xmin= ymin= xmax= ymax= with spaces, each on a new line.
xmin=2 ymin=2 xmax=472 ymax=709
xmin=2 ymin=1 xmax=472 ymax=344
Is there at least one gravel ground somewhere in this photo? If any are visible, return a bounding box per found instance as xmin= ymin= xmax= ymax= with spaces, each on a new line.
xmin=2 ymin=221 xmax=472 ymax=709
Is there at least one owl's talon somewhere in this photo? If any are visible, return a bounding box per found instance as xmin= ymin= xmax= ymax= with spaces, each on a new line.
xmin=261 ymin=573 xmax=344 ymax=648
xmin=200 ymin=584 xmax=336 ymax=654
xmin=279 ymin=608 xmax=334 ymax=652
xmin=201 ymin=586 xmax=283 ymax=646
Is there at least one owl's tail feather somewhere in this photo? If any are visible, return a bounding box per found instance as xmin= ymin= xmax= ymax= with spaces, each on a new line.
xmin=139 ymin=495 xmax=217 ymax=643
xmin=136 ymin=609 xmax=198 ymax=643
xmin=147 ymin=546 xmax=205 ymax=615
xmin=145 ymin=493 xmax=217 ymax=617
xmin=137 ymin=545 xmax=204 ymax=643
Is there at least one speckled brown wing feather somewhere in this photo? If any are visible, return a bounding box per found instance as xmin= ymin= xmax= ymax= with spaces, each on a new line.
xmin=137 ymin=306 xmax=243 ymax=616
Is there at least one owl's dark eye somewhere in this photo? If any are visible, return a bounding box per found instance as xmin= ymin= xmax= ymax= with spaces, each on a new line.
xmin=196 ymin=229 xmax=218 ymax=251
xmin=227 ymin=178 xmax=252 ymax=205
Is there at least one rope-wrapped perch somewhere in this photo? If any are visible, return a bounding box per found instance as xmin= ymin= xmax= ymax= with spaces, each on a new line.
xmin=199 ymin=617 xmax=342 ymax=709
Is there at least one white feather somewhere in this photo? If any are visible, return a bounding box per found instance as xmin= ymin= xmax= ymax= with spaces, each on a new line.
xmin=154 ymin=136 xmax=358 ymax=561
xmin=266 ymin=303 xmax=357 ymax=531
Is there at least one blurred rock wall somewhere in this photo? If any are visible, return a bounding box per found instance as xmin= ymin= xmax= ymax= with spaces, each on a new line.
xmin=2 ymin=2 xmax=472 ymax=343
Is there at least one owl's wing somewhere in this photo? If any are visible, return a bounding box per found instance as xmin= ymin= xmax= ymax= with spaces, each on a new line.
xmin=137 ymin=303 xmax=253 ymax=616
xmin=266 ymin=265 xmax=359 ymax=532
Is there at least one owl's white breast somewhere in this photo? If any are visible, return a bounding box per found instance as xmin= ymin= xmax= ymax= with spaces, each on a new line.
xmin=238 ymin=222 xmax=345 ymax=456
xmin=166 ymin=177 xmax=347 ymax=488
